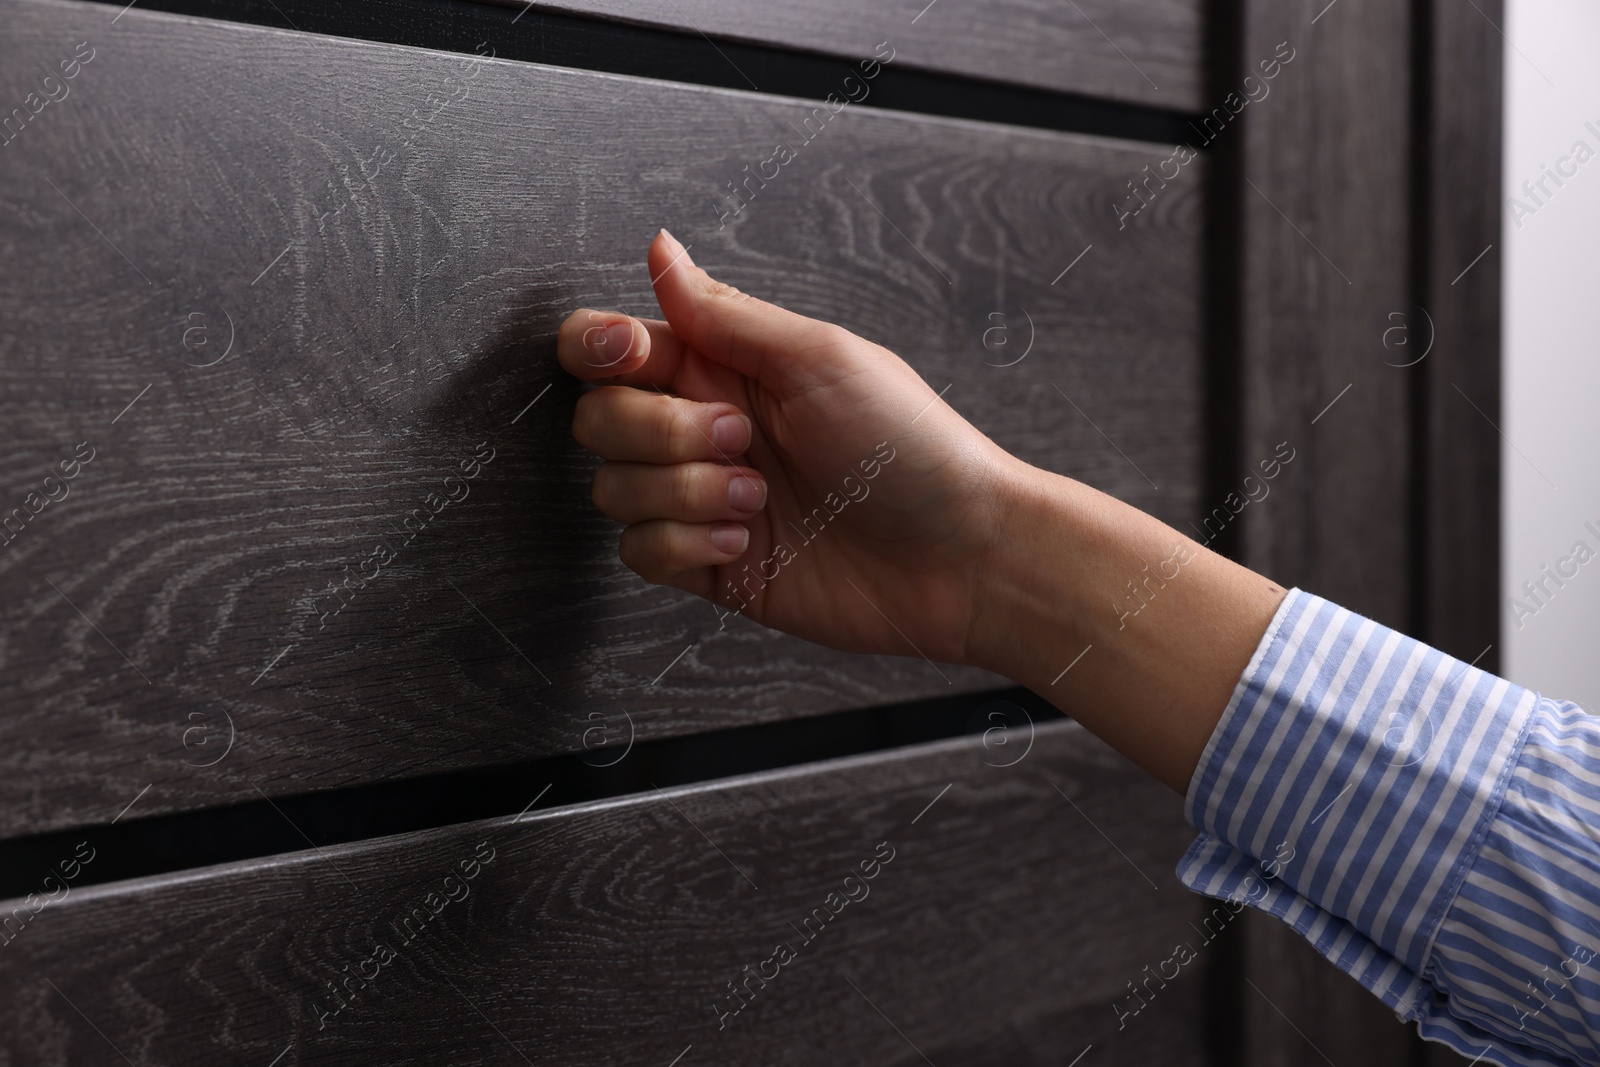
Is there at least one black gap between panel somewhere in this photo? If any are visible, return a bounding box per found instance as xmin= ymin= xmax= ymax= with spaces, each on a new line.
xmin=79 ymin=0 xmax=1202 ymax=145
xmin=0 ymin=686 xmax=1062 ymax=901
xmin=1198 ymin=0 xmax=1245 ymax=1062
xmin=1406 ymin=0 xmax=1435 ymax=648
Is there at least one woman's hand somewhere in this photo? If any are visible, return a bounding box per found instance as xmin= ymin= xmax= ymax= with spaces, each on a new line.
xmin=558 ymin=229 xmax=1025 ymax=667
xmin=561 ymin=230 xmax=1288 ymax=793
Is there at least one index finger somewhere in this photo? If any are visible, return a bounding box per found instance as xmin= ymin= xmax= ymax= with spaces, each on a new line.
xmin=557 ymin=309 xmax=687 ymax=389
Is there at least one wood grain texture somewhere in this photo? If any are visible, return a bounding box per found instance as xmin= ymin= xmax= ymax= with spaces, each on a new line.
xmin=0 ymin=0 xmax=1206 ymax=838
xmin=494 ymin=0 xmax=1204 ymax=110
xmin=1235 ymin=0 xmax=1423 ymax=1062
xmin=1236 ymin=1 xmax=1414 ymax=626
xmin=0 ymin=722 xmax=1218 ymax=1066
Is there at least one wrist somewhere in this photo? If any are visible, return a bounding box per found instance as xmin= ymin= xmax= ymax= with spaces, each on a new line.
xmin=964 ymin=458 xmax=1289 ymax=792
xmin=964 ymin=460 xmax=1101 ymax=683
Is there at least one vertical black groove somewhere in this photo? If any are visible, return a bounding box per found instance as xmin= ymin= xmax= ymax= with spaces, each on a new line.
xmin=1407 ymin=0 xmax=1435 ymax=647
xmin=1407 ymin=3 xmax=1436 ymax=1064
xmin=1198 ymin=0 xmax=1248 ymax=572
xmin=1200 ymin=0 xmax=1247 ymax=1063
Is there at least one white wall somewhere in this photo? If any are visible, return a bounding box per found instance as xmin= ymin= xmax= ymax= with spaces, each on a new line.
xmin=1503 ymin=0 xmax=1600 ymax=711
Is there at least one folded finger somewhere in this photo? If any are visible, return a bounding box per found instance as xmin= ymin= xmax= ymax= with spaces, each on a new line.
xmin=593 ymin=461 xmax=766 ymax=524
xmin=618 ymin=519 xmax=749 ymax=585
xmin=557 ymin=310 xmax=686 ymax=388
xmin=573 ymin=386 xmax=752 ymax=463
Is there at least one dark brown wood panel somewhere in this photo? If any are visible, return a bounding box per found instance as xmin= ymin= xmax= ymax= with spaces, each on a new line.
xmin=1235 ymin=0 xmax=1422 ymax=1063
xmin=1237 ymin=6 xmax=1413 ymax=625
xmin=0 ymin=723 xmax=1217 ymax=1066
xmin=497 ymin=0 xmax=1204 ymax=109
xmin=0 ymin=0 xmax=1206 ymax=839
xmin=1420 ymin=0 xmax=1503 ymax=672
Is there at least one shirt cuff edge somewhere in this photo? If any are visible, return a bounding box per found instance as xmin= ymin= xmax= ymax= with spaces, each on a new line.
xmin=1182 ymin=586 xmax=1307 ymax=828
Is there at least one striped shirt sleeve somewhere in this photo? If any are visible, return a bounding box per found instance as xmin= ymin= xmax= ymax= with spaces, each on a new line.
xmin=1178 ymin=588 xmax=1600 ymax=1067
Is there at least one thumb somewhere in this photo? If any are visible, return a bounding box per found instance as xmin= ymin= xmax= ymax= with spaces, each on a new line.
xmin=647 ymin=229 xmax=844 ymax=395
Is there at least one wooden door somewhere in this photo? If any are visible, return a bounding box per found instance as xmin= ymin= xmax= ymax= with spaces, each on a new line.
xmin=0 ymin=0 xmax=1501 ymax=1062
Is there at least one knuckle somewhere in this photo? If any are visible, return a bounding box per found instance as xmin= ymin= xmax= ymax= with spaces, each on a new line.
xmin=673 ymin=465 xmax=699 ymax=517
xmin=619 ymin=526 xmax=668 ymax=584
xmin=590 ymin=465 xmax=613 ymax=513
xmin=811 ymin=321 xmax=860 ymax=360
xmin=616 ymin=527 xmax=648 ymax=577
xmin=571 ymin=392 xmax=597 ymax=449
xmin=660 ymin=401 xmax=692 ymax=459
xmin=703 ymin=278 xmax=746 ymax=303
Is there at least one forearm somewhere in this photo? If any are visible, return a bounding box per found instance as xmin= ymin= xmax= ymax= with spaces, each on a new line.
xmin=967 ymin=461 xmax=1288 ymax=793
xmin=569 ymin=237 xmax=1599 ymax=1066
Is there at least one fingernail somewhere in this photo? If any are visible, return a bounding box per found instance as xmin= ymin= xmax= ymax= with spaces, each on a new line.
xmin=711 ymin=413 xmax=751 ymax=453
xmin=710 ymin=523 xmax=749 ymax=555
xmin=658 ymin=227 xmax=695 ymax=267
xmin=585 ymin=320 xmax=635 ymax=366
xmin=728 ymin=474 xmax=766 ymax=512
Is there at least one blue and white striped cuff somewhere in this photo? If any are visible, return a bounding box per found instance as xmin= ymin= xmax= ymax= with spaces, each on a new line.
xmin=1177 ymin=589 xmax=1549 ymax=1063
